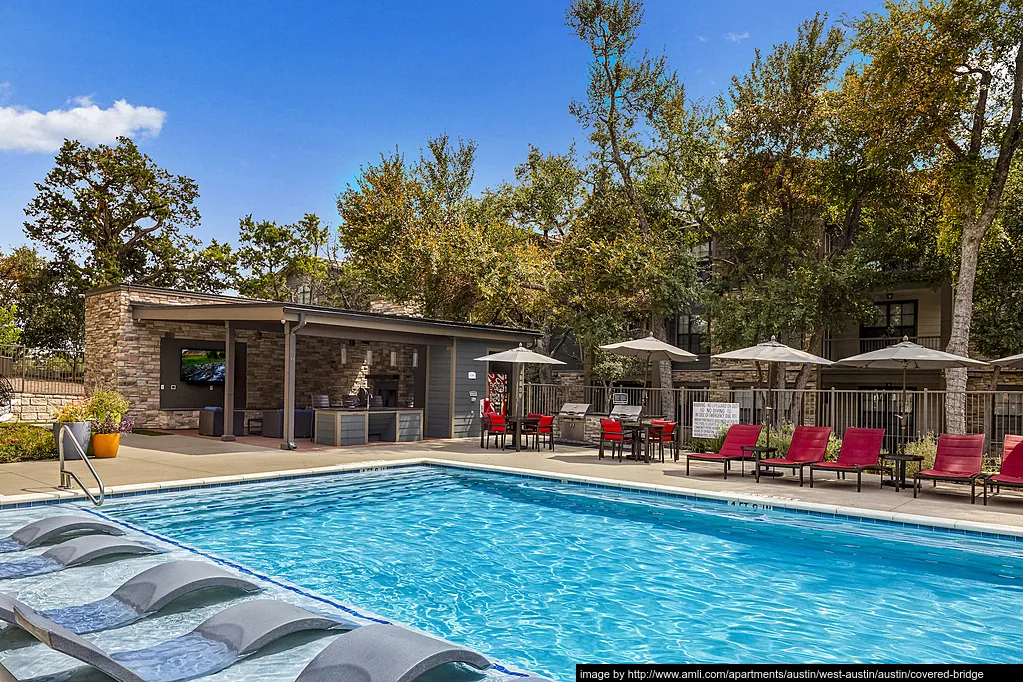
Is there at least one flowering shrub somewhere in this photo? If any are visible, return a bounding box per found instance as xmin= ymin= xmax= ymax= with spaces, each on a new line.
xmin=52 ymin=399 xmax=91 ymax=423
xmin=0 ymin=424 xmax=58 ymax=463
xmin=91 ymin=414 xmax=135 ymax=435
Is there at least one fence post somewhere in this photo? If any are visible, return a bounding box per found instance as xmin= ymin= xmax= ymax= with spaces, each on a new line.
xmin=921 ymin=389 xmax=929 ymax=436
xmin=19 ymin=352 xmax=26 ymax=393
xmin=829 ymin=387 xmax=836 ymax=430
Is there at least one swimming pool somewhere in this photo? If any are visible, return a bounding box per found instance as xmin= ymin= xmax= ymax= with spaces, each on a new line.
xmin=101 ymin=465 xmax=1023 ymax=678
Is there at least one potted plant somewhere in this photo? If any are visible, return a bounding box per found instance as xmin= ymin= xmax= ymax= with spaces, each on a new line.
xmin=91 ymin=414 xmax=135 ymax=458
xmin=88 ymin=390 xmax=131 ymax=459
xmin=52 ymin=399 xmax=92 ymax=460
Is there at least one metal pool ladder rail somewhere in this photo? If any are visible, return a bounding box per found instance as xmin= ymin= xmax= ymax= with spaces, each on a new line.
xmin=57 ymin=425 xmax=105 ymax=506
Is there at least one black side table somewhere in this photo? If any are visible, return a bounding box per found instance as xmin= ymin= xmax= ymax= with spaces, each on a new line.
xmin=742 ymin=445 xmax=778 ymax=481
xmin=882 ymin=453 xmax=924 ymax=492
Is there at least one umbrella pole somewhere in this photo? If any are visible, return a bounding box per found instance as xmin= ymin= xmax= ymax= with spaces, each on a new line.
xmin=901 ymin=365 xmax=908 ymax=457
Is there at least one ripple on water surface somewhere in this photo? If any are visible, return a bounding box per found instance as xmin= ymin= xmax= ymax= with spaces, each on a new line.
xmin=103 ymin=466 xmax=1023 ymax=679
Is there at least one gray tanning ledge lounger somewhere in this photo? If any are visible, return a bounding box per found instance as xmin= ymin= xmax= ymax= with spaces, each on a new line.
xmin=0 ymin=536 xmax=162 ymax=580
xmin=295 ymin=623 xmax=493 ymax=682
xmin=0 ymin=516 xmax=124 ymax=554
xmin=0 ymin=560 xmax=261 ymax=634
xmin=13 ymin=598 xmax=351 ymax=682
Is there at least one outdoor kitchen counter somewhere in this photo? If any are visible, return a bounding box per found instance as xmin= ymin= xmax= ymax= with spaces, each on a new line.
xmin=314 ymin=408 xmax=423 ymax=446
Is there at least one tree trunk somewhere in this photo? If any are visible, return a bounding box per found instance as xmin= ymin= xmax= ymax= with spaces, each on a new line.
xmin=945 ymin=42 xmax=1023 ymax=434
xmin=651 ymin=316 xmax=675 ymax=420
xmin=788 ymin=363 xmax=814 ymax=426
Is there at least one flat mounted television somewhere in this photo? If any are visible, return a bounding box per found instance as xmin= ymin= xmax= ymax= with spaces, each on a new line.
xmin=180 ymin=349 xmax=226 ymax=384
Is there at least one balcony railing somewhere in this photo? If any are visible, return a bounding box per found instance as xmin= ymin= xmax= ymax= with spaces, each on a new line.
xmin=824 ymin=336 xmax=942 ymax=361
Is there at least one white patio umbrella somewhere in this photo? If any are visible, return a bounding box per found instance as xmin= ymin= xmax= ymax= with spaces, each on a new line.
xmin=599 ymin=334 xmax=698 ymax=409
xmin=836 ymin=336 xmax=988 ymax=452
xmin=474 ymin=344 xmax=564 ymax=449
xmin=713 ymin=336 xmax=833 ymax=448
xmin=991 ymin=352 xmax=1023 ymax=369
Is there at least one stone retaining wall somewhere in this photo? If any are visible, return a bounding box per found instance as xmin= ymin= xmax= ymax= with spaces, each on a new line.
xmin=11 ymin=392 xmax=82 ymax=423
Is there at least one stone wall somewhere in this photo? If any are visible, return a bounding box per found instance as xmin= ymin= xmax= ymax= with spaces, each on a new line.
xmin=85 ymin=285 xmax=421 ymax=429
xmin=11 ymin=392 xmax=82 ymax=423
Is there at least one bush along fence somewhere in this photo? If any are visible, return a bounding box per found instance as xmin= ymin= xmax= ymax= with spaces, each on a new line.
xmin=523 ymin=384 xmax=1023 ymax=462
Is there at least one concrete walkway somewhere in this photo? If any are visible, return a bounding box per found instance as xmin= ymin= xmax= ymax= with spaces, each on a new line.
xmin=6 ymin=432 xmax=1023 ymax=529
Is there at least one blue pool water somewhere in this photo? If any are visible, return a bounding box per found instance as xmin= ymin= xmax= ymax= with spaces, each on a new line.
xmin=102 ymin=466 xmax=1023 ymax=678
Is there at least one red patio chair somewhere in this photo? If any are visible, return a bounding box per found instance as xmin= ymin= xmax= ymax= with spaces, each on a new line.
xmin=809 ymin=428 xmax=889 ymax=492
xmin=754 ymin=426 xmax=832 ymax=486
xmin=599 ymin=418 xmax=632 ymax=462
xmin=536 ymin=415 xmax=555 ymax=451
xmin=483 ymin=413 xmax=507 ymax=449
xmin=982 ymin=435 xmax=1023 ymax=505
xmin=648 ymin=420 xmax=677 ymax=463
xmin=913 ymin=433 xmax=985 ymax=503
xmin=685 ymin=424 xmax=763 ymax=479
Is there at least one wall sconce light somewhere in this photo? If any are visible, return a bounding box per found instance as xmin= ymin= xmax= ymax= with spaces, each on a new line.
xmin=366 ymin=349 xmax=373 ymax=365
xmin=412 ymin=349 xmax=419 ymax=368
xmin=390 ymin=347 xmax=397 ymax=366
xmin=341 ymin=345 xmax=346 ymax=364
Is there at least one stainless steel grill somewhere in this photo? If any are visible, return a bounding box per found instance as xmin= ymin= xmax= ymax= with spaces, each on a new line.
xmin=557 ymin=402 xmax=592 ymax=444
xmin=609 ymin=404 xmax=643 ymax=420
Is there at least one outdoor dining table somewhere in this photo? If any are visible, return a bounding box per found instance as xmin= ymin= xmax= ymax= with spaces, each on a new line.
xmin=504 ymin=415 xmax=540 ymax=452
xmin=619 ymin=419 xmax=664 ymax=463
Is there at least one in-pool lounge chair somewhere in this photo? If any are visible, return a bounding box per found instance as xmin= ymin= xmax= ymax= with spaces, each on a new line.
xmin=913 ymin=433 xmax=986 ymax=502
xmin=0 ymin=536 xmax=162 ymax=580
xmin=0 ymin=516 xmax=124 ymax=554
xmin=294 ymin=623 xmax=493 ymax=682
xmin=685 ymin=424 xmax=763 ymax=479
xmin=982 ymin=434 xmax=1023 ymax=505
xmin=808 ymin=427 xmax=889 ymax=492
xmin=13 ymin=599 xmax=350 ymax=682
xmin=0 ymin=560 xmax=261 ymax=634
xmin=754 ymin=426 xmax=832 ymax=486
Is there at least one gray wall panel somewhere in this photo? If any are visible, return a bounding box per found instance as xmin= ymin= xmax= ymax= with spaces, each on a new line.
xmin=426 ymin=345 xmax=452 ymax=438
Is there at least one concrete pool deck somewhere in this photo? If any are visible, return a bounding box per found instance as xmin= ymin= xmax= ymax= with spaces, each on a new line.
xmin=4 ymin=432 xmax=1023 ymax=532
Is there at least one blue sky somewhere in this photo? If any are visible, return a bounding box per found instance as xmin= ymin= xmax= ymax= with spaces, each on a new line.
xmin=0 ymin=0 xmax=879 ymax=250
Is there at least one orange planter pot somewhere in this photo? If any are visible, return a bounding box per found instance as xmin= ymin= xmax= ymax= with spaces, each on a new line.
xmin=92 ymin=433 xmax=121 ymax=459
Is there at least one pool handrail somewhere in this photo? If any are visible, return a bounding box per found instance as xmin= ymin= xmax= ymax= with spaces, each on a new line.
xmin=57 ymin=424 xmax=105 ymax=506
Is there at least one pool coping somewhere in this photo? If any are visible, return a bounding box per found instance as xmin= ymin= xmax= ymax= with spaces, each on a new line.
xmin=3 ymin=457 xmax=1023 ymax=540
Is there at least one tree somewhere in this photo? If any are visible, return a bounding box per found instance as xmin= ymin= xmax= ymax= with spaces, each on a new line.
xmin=23 ymin=136 xmax=235 ymax=293
xmin=850 ymin=0 xmax=1023 ymax=432
xmin=566 ymin=0 xmax=705 ymax=407
xmin=0 ymin=247 xmax=85 ymax=351
xmin=337 ymin=135 xmax=552 ymax=326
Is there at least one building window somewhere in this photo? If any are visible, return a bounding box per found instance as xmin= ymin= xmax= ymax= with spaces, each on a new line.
xmin=676 ymin=314 xmax=709 ymax=355
xmin=861 ymin=300 xmax=917 ymax=342
xmin=297 ymin=285 xmax=312 ymax=305
xmin=692 ymin=240 xmax=712 ymax=263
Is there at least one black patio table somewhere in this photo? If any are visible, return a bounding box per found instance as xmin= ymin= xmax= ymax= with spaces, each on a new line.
xmin=504 ymin=415 xmax=540 ymax=452
xmin=619 ymin=420 xmax=664 ymax=463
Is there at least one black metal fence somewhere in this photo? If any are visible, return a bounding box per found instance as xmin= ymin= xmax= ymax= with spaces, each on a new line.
xmin=0 ymin=344 xmax=86 ymax=396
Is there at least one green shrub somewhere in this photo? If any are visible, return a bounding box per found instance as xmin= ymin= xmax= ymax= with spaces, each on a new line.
xmin=0 ymin=424 xmax=58 ymax=463
xmin=89 ymin=389 xmax=129 ymax=424
xmin=904 ymin=432 xmax=938 ymax=469
xmin=690 ymin=428 xmax=727 ymax=454
xmin=53 ymin=399 xmax=91 ymax=423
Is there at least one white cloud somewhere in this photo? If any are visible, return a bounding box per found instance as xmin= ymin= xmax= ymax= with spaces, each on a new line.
xmin=0 ymin=98 xmax=166 ymax=153
xmin=696 ymin=35 xmax=709 ymax=43
xmin=725 ymin=31 xmax=750 ymax=43
xmin=0 ymin=82 xmax=11 ymax=103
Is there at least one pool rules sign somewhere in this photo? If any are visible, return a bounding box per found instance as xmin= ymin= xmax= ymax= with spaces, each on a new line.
xmin=692 ymin=402 xmax=740 ymax=439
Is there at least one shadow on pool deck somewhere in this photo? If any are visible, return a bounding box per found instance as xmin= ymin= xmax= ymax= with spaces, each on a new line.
xmin=4 ymin=433 xmax=1023 ymax=529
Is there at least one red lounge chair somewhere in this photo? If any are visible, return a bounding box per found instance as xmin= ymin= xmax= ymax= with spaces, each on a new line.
xmin=809 ymin=428 xmax=889 ymax=492
xmin=649 ymin=420 xmax=677 ymax=463
xmin=754 ymin=426 xmax=831 ymax=486
xmin=913 ymin=433 xmax=985 ymax=502
xmin=982 ymin=435 xmax=1023 ymax=505
xmin=685 ymin=424 xmax=763 ymax=479
xmin=599 ymin=418 xmax=632 ymax=461
xmin=532 ymin=414 xmax=555 ymax=451
xmin=482 ymin=414 xmax=507 ymax=449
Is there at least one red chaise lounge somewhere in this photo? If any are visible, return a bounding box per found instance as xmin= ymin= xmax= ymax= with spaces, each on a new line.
xmin=913 ymin=433 xmax=985 ymax=503
xmin=982 ymin=434 xmax=1023 ymax=505
xmin=685 ymin=424 xmax=763 ymax=479
xmin=808 ymin=427 xmax=889 ymax=492
xmin=754 ymin=426 xmax=831 ymax=486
